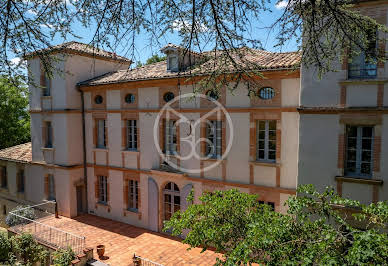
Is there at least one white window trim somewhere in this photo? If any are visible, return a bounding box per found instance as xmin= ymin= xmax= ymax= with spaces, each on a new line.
xmin=127 ymin=120 xmax=138 ymax=150
xmin=256 ymin=120 xmax=276 ymax=162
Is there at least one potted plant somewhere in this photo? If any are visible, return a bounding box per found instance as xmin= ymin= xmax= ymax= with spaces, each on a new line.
xmin=96 ymin=245 xmax=105 ymax=258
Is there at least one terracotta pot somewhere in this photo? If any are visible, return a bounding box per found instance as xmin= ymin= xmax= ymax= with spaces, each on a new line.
xmin=96 ymin=245 xmax=105 ymax=258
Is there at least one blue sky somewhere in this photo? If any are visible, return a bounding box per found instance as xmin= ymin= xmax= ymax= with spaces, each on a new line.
xmin=13 ymin=0 xmax=296 ymax=65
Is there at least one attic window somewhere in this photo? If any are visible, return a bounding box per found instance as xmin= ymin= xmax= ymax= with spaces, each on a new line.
xmin=94 ymin=95 xmax=103 ymax=104
xmin=258 ymin=87 xmax=275 ymax=100
xmin=168 ymin=55 xmax=178 ymax=71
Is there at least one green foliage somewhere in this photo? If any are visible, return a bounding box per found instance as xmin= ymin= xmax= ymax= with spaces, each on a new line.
xmin=5 ymin=206 xmax=36 ymax=227
xmin=0 ymin=232 xmax=12 ymax=263
xmin=0 ymin=76 xmax=30 ymax=149
xmin=52 ymin=247 xmax=76 ymax=266
xmin=136 ymin=54 xmax=167 ymax=68
xmin=164 ymin=185 xmax=388 ymax=265
xmin=12 ymin=233 xmax=48 ymax=266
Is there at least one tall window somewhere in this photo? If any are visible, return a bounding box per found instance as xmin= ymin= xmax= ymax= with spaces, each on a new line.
xmin=42 ymin=72 xmax=51 ymax=96
xmin=0 ymin=166 xmax=7 ymax=189
xmin=17 ymin=169 xmax=25 ymax=193
xmin=348 ymin=29 xmax=377 ymax=79
xmin=257 ymin=120 xmax=277 ymax=162
xmin=97 ymin=119 xmax=106 ymax=148
xmin=127 ymin=120 xmax=138 ymax=150
xmin=163 ymin=182 xmax=180 ymax=221
xmin=44 ymin=121 xmax=53 ymax=148
xmin=48 ymin=174 xmax=55 ymax=200
xmin=206 ymin=121 xmax=222 ymax=158
xmin=168 ymin=55 xmax=178 ymax=71
xmin=165 ymin=120 xmax=177 ymax=154
xmin=128 ymin=180 xmax=139 ymax=212
xmin=345 ymin=126 xmax=374 ymax=177
xmin=98 ymin=175 xmax=108 ymax=204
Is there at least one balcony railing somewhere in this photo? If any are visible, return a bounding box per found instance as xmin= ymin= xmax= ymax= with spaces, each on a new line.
xmin=8 ymin=202 xmax=86 ymax=255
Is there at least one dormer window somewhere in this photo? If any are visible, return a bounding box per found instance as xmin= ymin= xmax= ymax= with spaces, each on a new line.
xmin=167 ymin=55 xmax=178 ymax=71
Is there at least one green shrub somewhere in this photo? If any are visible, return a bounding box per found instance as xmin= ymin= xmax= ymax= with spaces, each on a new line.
xmin=5 ymin=206 xmax=35 ymax=227
xmin=52 ymin=247 xmax=76 ymax=266
xmin=12 ymin=233 xmax=48 ymax=265
xmin=0 ymin=232 xmax=11 ymax=262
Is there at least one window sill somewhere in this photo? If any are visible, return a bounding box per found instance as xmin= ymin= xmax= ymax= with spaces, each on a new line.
xmin=41 ymin=147 xmax=54 ymax=151
xmin=95 ymin=202 xmax=111 ymax=212
xmin=122 ymin=149 xmax=139 ymax=154
xmin=123 ymin=209 xmax=141 ymax=219
xmin=339 ymin=79 xmax=388 ymax=85
xmin=125 ymin=208 xmax=138 ymax=214
xmin=335 ymin=176 xmax=383 ymax=186
xmin=201 ymin=157 xmax=225 ymax=162
xmin=42 ymin=96 xmax=52 ymax=99
xmin=93 ymin=148 xmax=108 ymax=152
xmin=0 ymin=187 xmax=9 ymax=192
xmin=250 ymin=161 xmax=279 ymax=167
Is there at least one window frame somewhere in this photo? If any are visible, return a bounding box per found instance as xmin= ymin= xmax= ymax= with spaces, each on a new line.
xmin=47 ymin=174 xmax=55 ymax=200
xmin=348 ymin=28 xmax=378 ymax=79
xmin=42 ymin=72 xmax=51 ymax=97
xmin=127 ymin=180 xmax=139 ymax=212
xmin=98 ymin=175 xmax=108 ymax=204
xmin=165 ymin=120 xmax=177 ymax=155
xmin=17 ymin=169 xmax=25 ymax=193
xmin=167 ymin=55 xmax=178 ymax=71
xmin=345 ymin=125 xmax=374 ymax=178
xmin=45 ymin=121 xmax=53 ymax=148
xmin=256 ymin=120 xmax=277 ymax=162
xmin=205 ymin=120 xmax=222 ymax=159
xmin=163 ymin=182 xmax=180 ymax=221
xmin=96 ymin=119 xmax=107 ymax=148
xmin=0 ymin=166 xmax=7 ymax=189
xmin=126 ymin=120 xmax=138 ymax=150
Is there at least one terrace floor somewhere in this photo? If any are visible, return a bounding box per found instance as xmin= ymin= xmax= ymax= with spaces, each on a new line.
xmin=41 ymin=214 xmax=220 ymax=266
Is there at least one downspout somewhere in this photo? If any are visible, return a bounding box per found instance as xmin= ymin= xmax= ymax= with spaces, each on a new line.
xmin=76 ymin=84 xmax=88 ymax=213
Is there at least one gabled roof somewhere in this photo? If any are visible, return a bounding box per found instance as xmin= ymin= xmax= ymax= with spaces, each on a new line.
xmin=0 ymin=142 xmax=32 ymax=163
xmin=25 ymin=41 xmax=131 ymax=64
xmin=78 ymin=47 xmax=300 ymax=87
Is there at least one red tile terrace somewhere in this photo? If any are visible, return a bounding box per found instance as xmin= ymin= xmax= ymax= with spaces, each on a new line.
xmin=10 ymin=214 xmax=220 ymax=265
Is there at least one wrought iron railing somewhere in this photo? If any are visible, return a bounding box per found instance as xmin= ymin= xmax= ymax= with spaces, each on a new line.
xmin=8 ymin=202 xmax=86 ymax=255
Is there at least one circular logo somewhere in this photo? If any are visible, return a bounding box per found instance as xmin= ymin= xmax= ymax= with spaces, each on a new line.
xmin=153 ymin=93 xmax=234 ymax=174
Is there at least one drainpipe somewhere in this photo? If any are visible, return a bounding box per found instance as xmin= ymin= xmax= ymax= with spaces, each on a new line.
xmin=76 ymin=84 xmax=88 ymax=213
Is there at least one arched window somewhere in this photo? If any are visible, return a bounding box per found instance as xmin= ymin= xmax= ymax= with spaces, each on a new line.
xmin=163 ymin=182 xmax=180 ymax=221
xmin=163 ymin=92 xmax=175 ymax=103
xmin=258 ymin=87 xmax=275 ymax=100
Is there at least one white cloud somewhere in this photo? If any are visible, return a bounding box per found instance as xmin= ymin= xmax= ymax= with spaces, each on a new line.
xmin=10 ymin=57 xmax=26 ymax=67
xmin=27 ymin=9 xmax=38 ymax=15
xmin=275 ymin=1 xmax=288 ymax=9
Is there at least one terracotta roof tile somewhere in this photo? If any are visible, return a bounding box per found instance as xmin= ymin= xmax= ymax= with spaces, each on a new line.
xmin=0 ymin=142 xmax=32 ymax=163
xmin=79 ymin=47 xmax=300 ymax=86
xmin=25 ymin=41 xmax=131 ymax=63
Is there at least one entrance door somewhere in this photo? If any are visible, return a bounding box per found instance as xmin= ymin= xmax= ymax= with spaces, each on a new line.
xmin=76 ymin=186 xmax=83 ymax=215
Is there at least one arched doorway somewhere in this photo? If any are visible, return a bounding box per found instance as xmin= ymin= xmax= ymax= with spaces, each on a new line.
xmin=163 ymin=182 xmax=180 ymax=222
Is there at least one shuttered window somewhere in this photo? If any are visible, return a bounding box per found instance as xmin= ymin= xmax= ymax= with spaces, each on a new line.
xmin=44 ymin=121 xmax=53 ymax=148
xmin=17 ymin=169 xmax=25 ymax=193
xmin=0 ymin=167 xmax=7 ymax=189
xmin=47 ymin=174 xmax=55 ymax=200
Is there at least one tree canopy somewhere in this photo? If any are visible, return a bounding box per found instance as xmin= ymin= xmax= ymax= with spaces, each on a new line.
xmin=0 ymin=76 xmax=30 ymax=149
xmin=1 ymin=0 xmax=387 ymax=88
xmin=164 ymin=185 xmax=388 ymax=265
xmin=136 ymin=54 xmax=167 ymax=67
